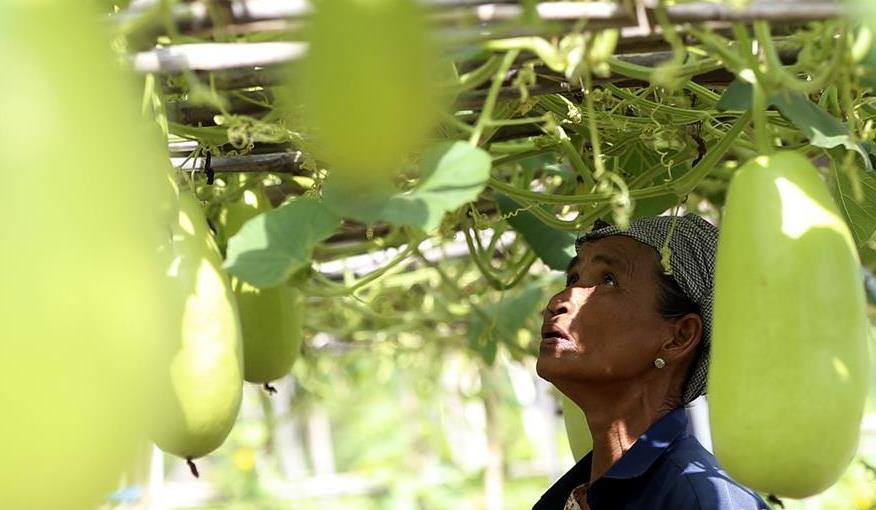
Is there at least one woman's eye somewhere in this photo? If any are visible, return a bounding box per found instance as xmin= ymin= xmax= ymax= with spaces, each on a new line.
xmin=566 ymin=273 xmax=614 ymax=287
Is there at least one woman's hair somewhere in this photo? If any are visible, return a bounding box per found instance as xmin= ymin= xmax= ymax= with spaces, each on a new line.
xmin=654 ymin=265 xmax=704 ymax=406
xmin=654 ymin=267 xmax=701 ymax=321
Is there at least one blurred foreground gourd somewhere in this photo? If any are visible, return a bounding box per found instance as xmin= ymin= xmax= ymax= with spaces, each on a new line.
xmin=292 ymin=0 xmax=441 ymax=190
xmin=150 ymin=191 xmax=244 ymax=471
xmin=0 ymin=2 xmax=179 ymax=509
xmin=220 ymin=184 xmax=305 ymax=385
xmin=561 ymin=395 xmax=593 ymax=461
xmin=709 ymin=151 xmax=870 ymax=498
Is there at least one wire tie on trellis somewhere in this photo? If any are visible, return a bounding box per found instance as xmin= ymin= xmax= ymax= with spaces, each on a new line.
xmin=689 ymin=123 xmax=707 ymax=167
xmin=205 ymin=151 xmax=214 ymax=185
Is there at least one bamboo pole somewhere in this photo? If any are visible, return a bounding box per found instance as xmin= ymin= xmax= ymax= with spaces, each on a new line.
xmin=132 ymin=42 xmax=307 ymax=73
xmin=115 ymin=0 xmax=627 ymax=31
xmin=130 ymin=18 xmax=813 ymax=77
xmin=665 ymin=0 xmax=843 ymax=23
xmin=117 ymin=0 xmax=843 ymax=33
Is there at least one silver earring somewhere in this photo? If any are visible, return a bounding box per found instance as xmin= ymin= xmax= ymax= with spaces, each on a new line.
xmin=654 ymin=358 xmax=666 ymax=369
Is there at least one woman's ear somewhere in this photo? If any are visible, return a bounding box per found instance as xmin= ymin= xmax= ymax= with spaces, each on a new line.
xmin=662 ymin=313 xmax=703 ymax=362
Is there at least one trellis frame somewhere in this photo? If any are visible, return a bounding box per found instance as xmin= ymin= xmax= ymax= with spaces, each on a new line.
xmin=123 ymin=0 xmax=857 ymax=247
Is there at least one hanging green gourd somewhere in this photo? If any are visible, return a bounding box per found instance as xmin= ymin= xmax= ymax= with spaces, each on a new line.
xmin=709 ymin=151 xmax=870 ymax=498
xmin=220 ymin=183 xmax=305 ymax=388
xmin=150 ymin=190 xmax=244 ymax=476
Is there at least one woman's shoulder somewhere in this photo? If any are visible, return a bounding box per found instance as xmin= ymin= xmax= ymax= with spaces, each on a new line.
xmin=656 ymin=435 xmax=774 ymax=510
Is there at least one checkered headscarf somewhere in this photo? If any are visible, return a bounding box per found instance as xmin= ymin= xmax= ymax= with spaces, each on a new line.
xmin=575 ymin=214 xmax=718 ymax=404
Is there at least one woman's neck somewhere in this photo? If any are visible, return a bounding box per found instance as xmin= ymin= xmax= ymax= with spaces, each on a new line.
xmin=560 ymin=379 xmax=677 ymax=482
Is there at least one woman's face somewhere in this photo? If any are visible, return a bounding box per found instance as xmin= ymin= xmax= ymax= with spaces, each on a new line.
xmin=536 ymin=235 xmax=673 ymax=385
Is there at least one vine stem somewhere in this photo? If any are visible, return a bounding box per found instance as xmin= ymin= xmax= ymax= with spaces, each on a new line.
xmin=470 ymin=50 xmax=520 ymax=146
xmin=307 ymin=233 xmax=425 ymax=297
xmin=652 ymin=3 xmax=688 ymax=77
xmin=606 ymin=84 xmax=712 ymax=121
xmin=558 ymin=135 xmax=596 ymax=189
xmin=836 ymin=30 xmax=860 ymax=133
xmin=413 ymin=248 xmax=494 ymax=324
xmin=607 ymin=55 xmax=723 ymax=84
xmin=487 ymin=147 xmax=697 ymax=207
xmin=733 ymin=23 xmax=772 ymax=155
xmin=685 ymin=26 xmax=749 ymax=75
xmin=411 ymin=248 xmax=532 ymax=359
xmin=484 ymin=38 xmax=562 ymax=71
xmin=441 ymin=111 xmax=476 ymax=134
xmin=753 ymin=20 xmax=847 ymax=95
xmin=313 ymin=227 xmax=404 ymax=260
xmin=462 ymin=225 xmax=503 ymax=289
xmin=582 ymin=70 xmax=605 ymax=179
xmin=485 ymin=115 xmax=551 ymax=127
xmin=486 ymin=113 xmax=749 ymax=231
xmin=444 ymin=55 xmax=503 ymax=95
xmin=752 ymin=82 xmax=772 ymax=155
xmin=672 ymin=112 xmax=751 ymax=191
xmin=462 ymin=224 xmax=537 ymax=290
xmin=491 ymin=145 xmax=559 ymax=166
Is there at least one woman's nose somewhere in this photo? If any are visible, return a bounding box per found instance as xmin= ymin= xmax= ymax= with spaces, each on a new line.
xmin=545 ymin=293 xmax=570 ymax=317
xmin=545 ymin=285 xmax=594 ymax=317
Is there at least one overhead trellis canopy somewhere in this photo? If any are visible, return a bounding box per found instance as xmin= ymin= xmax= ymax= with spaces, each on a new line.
xmin=104 ymin=0 xmax=876 ymax=290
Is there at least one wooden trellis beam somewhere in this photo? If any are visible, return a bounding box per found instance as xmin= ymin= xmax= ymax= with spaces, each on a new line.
xmin=173 ymin=151 xmax=306 ymax=174
xmin=161 ymin=45 xmax=799 ymax=126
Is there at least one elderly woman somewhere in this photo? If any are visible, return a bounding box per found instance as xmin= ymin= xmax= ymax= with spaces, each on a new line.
xmin=534 ymin=215 xmax=772 ymax=510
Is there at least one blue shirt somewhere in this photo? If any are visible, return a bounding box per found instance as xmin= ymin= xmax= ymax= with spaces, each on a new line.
xmin=533 ymin=408 xmax=774 ymax=510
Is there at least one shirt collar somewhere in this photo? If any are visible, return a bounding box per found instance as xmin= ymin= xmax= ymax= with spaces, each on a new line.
xmin=596 ymin=407 xmax=690 ymax=479
xmin=531 ymin=408 xmax=691 ymax=510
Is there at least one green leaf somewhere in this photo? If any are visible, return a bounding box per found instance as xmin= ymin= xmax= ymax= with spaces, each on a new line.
xmin=468 ymin=285 xmax=544 ymax=365
xmin=831 ymin=159 xmax=876 ymax=248
xmin=606 ymin=140 xmax=688 ymax=219
xmin=628 ymin=159 xmax=689 ymax=219
xmin=632 ymin=194 xmax=678 ymax=218
xmin=496 ymin=194 xmax=577 ymax=271
xmin=718 ymin=82 xmax=873 ymax=171
xmin=625 ymin=141 xmax=662 ymax=175
xmin=716 ymin=78 xmax=753 ymax=111
xmin=224 ymin=198 xmax=341 ymax=288
xmin=519 ymin=152 xmax=562 ymax=174
xmin=863 ymin=268 xmax=876 ymax=306
xmin=770 ymin=91 xmax=872 ymax=171
xmin=468 ymin=322 xmax=499 ymax=366
xmin=324 ymin=141 xmax=491 ymax=232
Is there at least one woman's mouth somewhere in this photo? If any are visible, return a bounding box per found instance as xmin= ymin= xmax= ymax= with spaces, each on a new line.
xmin=540 ymin=325 xmax=571 ymax=344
